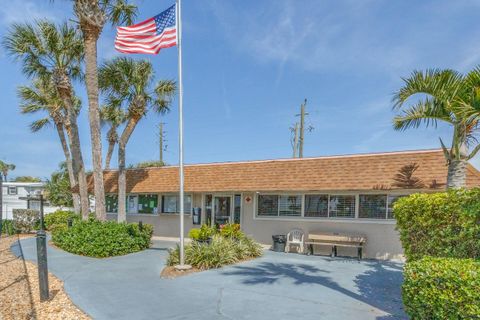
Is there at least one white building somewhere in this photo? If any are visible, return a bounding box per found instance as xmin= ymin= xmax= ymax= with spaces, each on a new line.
xmin=1 ymin=182 xmax=60 ymax=219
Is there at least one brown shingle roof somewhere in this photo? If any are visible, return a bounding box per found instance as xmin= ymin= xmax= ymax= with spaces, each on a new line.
xmin=92 ymin=149 xmax=480 ymax=193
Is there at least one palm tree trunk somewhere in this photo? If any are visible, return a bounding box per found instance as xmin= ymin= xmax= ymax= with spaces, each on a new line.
xmin=55 ymin=123 xmax=80 ymax=213
xmin=105 ymin=127 xmax=117 ymax=170
xmin=56 ymin=83 xmax=90 ymax=219
xmin=84 ymin=33 xmax=106 ymax=220
xmin=67 ymin=122 xmax=90 ymax=219
xmin=117 ymin=118 xmax=140 ymax=222
xmin=446 ymin=138 xmax=468 ymax=189
xmin=447 ymin=159 xmax=468 ymax=188
xmin=105 ymin=141 xmax=115 ymax=170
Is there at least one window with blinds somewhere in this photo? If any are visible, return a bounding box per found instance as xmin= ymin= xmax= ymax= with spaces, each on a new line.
xmin=328 ymin=195 xmax=356 ymax=218
xmin=278 ymin=195 xmax=302 ymax=216
xmin=257 ymin=195 xmax=278 ymax=216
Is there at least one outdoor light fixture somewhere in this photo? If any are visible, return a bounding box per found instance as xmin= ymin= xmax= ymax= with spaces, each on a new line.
xmin=19 ymin=192 xmax=49 ymax=301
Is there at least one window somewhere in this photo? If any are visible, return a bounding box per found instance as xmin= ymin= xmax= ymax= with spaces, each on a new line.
xmin=234 ymin=194 xmax=241 ymax=223
xmin=105 ymin=195 xmax=118 ymax=213
xmin=257 ymin=194 xmax=301 ymax=217
xmin=205 ymin=194 xmax=212 ymax=225
xmin=161 ymin=194 xmax=192 ymax=214
xmin=359 ymin=195 xmax=387 ymax=219
xmin=304 ymin=195 xmax=328 ymax=217
xmin=257 ymin=195 xmax=278 ymax=216
xmin=138 ymin=194 xmax=158 ymax=214
xmin=279 ymin=195 xmax=301 ymax=216
xmin=8 ymin=186 xmax=17 ymax=195
xmin=329 ymin=195 xmax=355 ymax=218
xmin=387 ymin=195 xmax=405 ymax=219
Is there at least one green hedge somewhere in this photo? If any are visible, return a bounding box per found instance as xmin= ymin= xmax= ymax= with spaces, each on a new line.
xmin=403 ymin=257 xmax=480 ymax=319
xmin=52 ymin=220 xmax=153 ymax=258
xmin=44 ymin=210 xmax=80 ymax=230
xmin=394 ymin=189 xmax=480 ymax=261
xmin=1 ymin=220 xmax=17 ymax=235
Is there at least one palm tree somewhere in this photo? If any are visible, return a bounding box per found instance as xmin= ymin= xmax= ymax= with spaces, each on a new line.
xmin=72 ymin=0 xmax=137 ymax=220
xmin=4 ymin=21 xmax=90 ymax=218
xmin=18 ymin=77 xmax=82 ymax=213
xmin=0 ymin=161 xmax=16 ymax=182
xmin=100 ymin=104 xmax=126 ymax=170
xmin=99 ymin=57 xmax=176 ymax=222
xmin=393 ymin=69 xmax=480 ymax=188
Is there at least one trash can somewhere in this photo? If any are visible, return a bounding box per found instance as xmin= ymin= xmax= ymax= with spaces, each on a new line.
xmin=272 ymin=235 xmax=287 ymax=252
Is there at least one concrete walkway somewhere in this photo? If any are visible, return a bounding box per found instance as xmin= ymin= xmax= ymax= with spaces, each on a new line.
xmin=13 ymin=238 xmax=406 ymax=320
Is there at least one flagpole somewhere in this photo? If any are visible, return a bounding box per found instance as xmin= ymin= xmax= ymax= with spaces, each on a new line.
xmin=175 ymin=0 xmax=189 ymax=270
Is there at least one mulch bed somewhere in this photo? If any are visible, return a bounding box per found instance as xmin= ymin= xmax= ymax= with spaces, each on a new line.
xmin=0 ymin=234 xmax=90 ymax=319
xmin=160 ymin=266 xmax=200 ymax=279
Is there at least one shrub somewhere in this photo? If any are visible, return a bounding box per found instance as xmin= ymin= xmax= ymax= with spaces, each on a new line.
xmin=167 ymin=234 xmax=263 ymax=269
xmin=394 ymin=189 xmax=480 ymax=261
xmin=44 ymin=210 xmax=80 ymax=230
xmin=188 ymin=224 xmax=217 ymax=241
xmin=12 ymin=209 xmax=39 ymax=233
xmin=403 ymin=257 xmax=480 ymax=319
xmin=1 ymin=220 xmax=17 ymax=235
xmin=219 ymin=223 xmax=242 ymax=238
xmin=52 ymin=220 xmax=153 ymax=258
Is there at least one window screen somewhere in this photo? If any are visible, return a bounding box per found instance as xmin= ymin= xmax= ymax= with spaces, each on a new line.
xmin=329 ymin=195 xmax=355 ymax=218
xmin=359 ymin=195 xmax=387 ymax=219
xmin=279 ymin=195 xmax=301 ymax=216
xmin=304 ymin=195 xmax=329 ymax=217
xmin=161 ymin=195 xmax=192 ymax=214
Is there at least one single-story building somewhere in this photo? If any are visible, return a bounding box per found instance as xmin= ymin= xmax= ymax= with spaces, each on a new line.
xmin=1 ymin=182 xmax=60 ymax=219
xmin=92 ymin=149 xmax=480 ymax=260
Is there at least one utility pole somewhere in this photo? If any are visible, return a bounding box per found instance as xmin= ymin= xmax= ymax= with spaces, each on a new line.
xmin=297 ymin=99 xmax=307 ymax=158
xmin=159 ymin=122 xmax=165 ymax=163
xmin=292 ymin=123 xmax=299 ymax=158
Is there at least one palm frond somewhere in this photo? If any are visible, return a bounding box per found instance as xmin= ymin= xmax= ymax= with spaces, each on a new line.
xmin=392 ymin=98 xmax=452 ymax=131
xmin=30 ymin=118 xmax=51 ymax=132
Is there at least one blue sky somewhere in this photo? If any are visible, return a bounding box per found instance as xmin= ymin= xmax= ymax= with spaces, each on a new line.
xmin=1 ymin=0 xmax=480 ymax=179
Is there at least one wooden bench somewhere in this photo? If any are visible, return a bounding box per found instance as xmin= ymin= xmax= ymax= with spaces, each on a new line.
xmin=305 ymin=232 xmax=367 ymax=259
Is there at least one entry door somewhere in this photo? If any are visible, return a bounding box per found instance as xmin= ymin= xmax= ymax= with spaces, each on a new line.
xmin=214 ymin=196 xmax=232 ymax=225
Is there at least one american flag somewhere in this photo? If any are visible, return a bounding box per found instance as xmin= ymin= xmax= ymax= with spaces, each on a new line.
xmin=115 ymin=4 xmax=177 ymax=55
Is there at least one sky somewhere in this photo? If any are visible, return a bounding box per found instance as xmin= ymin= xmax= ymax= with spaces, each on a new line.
xmin=1 ymin=0 xmax=480 ymax=179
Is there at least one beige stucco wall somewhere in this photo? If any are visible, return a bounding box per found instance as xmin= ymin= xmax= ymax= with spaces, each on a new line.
xmin=112 ymin=191 xmax=405 ymax=260
xmin=240 ymin=192 xmax=404 ymax=260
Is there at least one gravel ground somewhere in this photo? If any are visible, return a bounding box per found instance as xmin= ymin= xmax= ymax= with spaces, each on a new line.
xmin=0 ymin=234 xmax=90 ymax=320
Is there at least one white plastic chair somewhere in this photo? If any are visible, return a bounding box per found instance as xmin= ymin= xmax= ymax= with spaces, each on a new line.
xmin=285 ymin=229 xmax=305 ymax=253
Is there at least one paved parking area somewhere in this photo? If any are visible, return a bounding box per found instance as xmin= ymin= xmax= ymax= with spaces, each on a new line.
xmin=13 ymin=238 xmax=406 ymax=320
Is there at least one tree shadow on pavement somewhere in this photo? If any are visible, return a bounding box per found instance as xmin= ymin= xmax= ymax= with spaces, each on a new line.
xmin=221 ymin=260 xmax=407 ymax=319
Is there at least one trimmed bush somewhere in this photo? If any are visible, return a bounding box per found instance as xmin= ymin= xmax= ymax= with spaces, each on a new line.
xmin=12 ymin=209 xmax=39 ymax=233
xmin=44 ymin=210 xmax=79 ymax=230
xmin=52 ymin=220 xmax=153 ymax=258
xmin=167 ymin=234 xmax=263 ymax=269
xmin=403 ymin=257 xmax=480 ymax=319
xmin=394 ymin=189 xmax=480 ymax=261
xmin=1 ymin=220 xmax=17 ymax=235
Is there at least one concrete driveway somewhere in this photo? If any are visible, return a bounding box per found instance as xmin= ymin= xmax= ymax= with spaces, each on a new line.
xmin=13 ymin=238 xmax=406 ymax=320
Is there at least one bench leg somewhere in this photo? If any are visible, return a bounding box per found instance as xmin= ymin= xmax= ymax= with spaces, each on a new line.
xmin=309 ymin=244 xmax=313 ymax=255
xmin=330 ymin=246 xmax=336 ymax=258
xmin=357 ymin=247 xmax=362 ymax=260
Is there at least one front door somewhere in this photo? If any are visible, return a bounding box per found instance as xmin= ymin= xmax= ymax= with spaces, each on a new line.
xmin=214 ymin=196 xmax=231 ymax=225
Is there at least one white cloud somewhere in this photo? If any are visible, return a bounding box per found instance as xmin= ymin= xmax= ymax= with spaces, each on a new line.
xmin=207 ymin=0 xmax=480 ymax=79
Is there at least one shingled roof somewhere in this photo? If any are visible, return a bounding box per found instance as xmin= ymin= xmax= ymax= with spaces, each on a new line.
xmin=92 ymin=149 xmax=480 ymax=193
